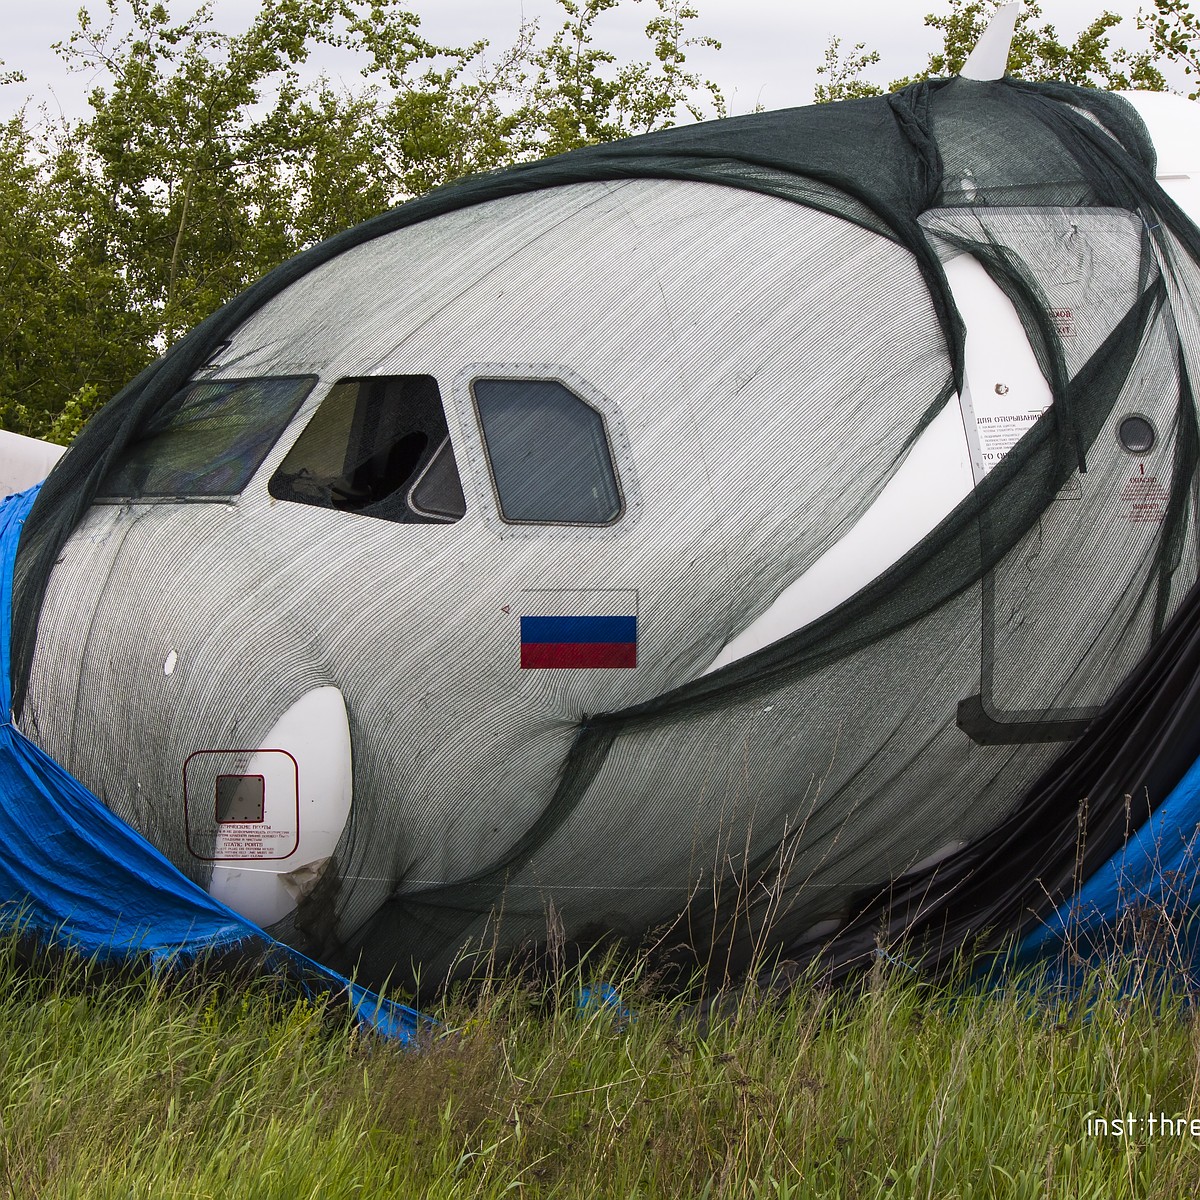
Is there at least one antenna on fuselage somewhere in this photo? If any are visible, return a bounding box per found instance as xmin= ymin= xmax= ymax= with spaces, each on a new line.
xmin=959 ymin=3 xmax=1020 ymax=80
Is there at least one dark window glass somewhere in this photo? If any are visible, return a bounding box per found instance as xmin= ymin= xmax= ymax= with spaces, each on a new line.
xmin=97 ymin=376 xmax=315 ymax=501
xmin=409 ymin=438 xmax=468 ymax=520
xmin=1118 ymin=413 xmax=1156 ymax=454
xmin=269 ymin=375 xmax=466 ymax=524
xmin=215 ymin=775 xmax=265 ymax=824
xmin=472 ymin=379 xmax=622 ymax=524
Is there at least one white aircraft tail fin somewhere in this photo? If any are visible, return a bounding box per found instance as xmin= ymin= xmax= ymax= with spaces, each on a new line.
xmin=960 ymin=3 xmax=1020 ymax=81
xmin=0 ymin=429 xmax=66 ymax=498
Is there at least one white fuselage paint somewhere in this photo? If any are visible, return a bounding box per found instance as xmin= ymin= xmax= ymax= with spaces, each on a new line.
xmin=0 ymin=430 xmax=65 ymax=499
xmin=705 ymin=92 xmax=1200 ymax=674
xmin=22 ymin=95 xmax=1200 ymax=954
xmin=704 ymin=393 xmax=977 ymax=671
xmin=204 ymin=686 xmax=353 ymax=926
xmin=706 ymin=251 xmax=1049 ymax=673
xmin=1119 ymin=92 xmax=1200 ymax=226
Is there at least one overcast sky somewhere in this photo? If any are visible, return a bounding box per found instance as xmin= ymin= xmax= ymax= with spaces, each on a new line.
xmin=0 ymin=0 xmax=1178 ymax=123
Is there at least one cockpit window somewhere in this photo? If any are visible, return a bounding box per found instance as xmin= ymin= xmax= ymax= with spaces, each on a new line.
xmin=268 ymin=375 xmax=466 ymax=524
xmin=97 ymin=376 xmax=315 ymax=502
xmin=472 ymin=378 xmax=623 ymax=525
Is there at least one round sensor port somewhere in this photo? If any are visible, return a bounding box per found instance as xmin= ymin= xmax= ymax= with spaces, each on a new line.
xmin=1118 ymin=414 xmax=1156 ymax=455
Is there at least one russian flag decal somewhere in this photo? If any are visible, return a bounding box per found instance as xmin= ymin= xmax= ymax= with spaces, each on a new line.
xmin=520 ymin=589 xmax=638 ymax=669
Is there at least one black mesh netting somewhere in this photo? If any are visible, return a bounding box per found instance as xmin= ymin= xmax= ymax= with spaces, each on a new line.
xmin=14 ymin=77 xmax=1200 ymax=995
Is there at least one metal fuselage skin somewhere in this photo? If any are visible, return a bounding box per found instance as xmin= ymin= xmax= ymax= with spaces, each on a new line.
xmin=18 ymin=93 xmax=1200 ymax=978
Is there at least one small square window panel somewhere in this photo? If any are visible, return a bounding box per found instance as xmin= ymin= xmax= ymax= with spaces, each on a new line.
xmin=215 ymin=775 xmax=266 ymax=824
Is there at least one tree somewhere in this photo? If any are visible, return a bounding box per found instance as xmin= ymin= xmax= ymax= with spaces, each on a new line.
xmin=813 ymin=37 xmax=884 ymax=103
xmin=528 ymin=0 xmax=724 ymax=155
xmin=815 ymin=0 xmax=1172 ymax=102
xmin=1140 ymin=0 xmax=1200 ymax=97
xmin=57 ymin=0 xmax=368 ymax=346
xmin=0 ymin=0 xmax=725 ymax=442
xmin=0 ymin=112 xmax=151 ymax=441
xmin=910 ymin=0 xmax=1165 ymax=87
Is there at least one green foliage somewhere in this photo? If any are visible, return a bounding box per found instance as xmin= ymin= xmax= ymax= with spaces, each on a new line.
xmin=815 ymin=0 xmax=1175 ymax=102
xmin=57 ymin=0 xmax=334 ymax=346
xmin=43 ymin=384 xmax=106 ymax=446
xmin=529 ymin=0 xmax=725 ymax=156
xmin=0 ymin=0 xmax=725 ymax=442
xmin=908 ymin=0 xmax=1166 ymax=89
xmin=813 ymin=38 xmax=884 ymax=104
xmin=0 ymin=113 xmax=152 ymax=442
xmin=1140 ymin=0 xmax=1200 ymax=98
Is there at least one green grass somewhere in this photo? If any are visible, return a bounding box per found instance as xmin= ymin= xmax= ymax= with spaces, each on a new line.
xmin=2 ymin=939 xmax=1200 ymax=1199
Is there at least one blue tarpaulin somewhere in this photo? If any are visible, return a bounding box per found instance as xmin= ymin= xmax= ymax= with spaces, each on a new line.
xmin=1017 ymin=752 xmax=1200 ymax=986
xmin=5 ymin=474 xmax=1200 ymax=1006
xmin=0 ymin=485 xmax=426 ymax=1042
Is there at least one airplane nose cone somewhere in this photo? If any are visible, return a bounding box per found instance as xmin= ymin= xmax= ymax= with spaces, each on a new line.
xmin=193 ymin=685 xmax=353 ymax=927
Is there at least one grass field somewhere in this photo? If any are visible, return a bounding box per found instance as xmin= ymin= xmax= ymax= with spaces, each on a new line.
xmin=2 ymin=935 xmax=1200 ymax=1200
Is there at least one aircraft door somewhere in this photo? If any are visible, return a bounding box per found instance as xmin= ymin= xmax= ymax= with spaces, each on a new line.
xmin=921 ymin=207 xmax=1188 ymax=742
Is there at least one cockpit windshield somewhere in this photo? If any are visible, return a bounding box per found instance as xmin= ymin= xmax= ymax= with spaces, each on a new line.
xmin=269 ymin=374 xmax=467 ymax=524
xmin=96 ymin=376 xmax=315 ymax=502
